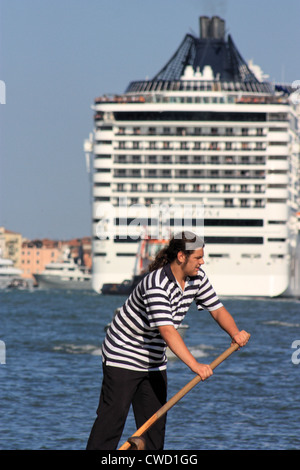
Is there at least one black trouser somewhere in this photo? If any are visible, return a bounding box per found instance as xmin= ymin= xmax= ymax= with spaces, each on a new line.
xmin=86 ymin=363 xmax=167 ymax=450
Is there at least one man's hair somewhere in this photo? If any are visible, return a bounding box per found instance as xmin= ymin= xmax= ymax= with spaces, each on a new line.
xmin=148 ymin=231 xmax=205 ymax=272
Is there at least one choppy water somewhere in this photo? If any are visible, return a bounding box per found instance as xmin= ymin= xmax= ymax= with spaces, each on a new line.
xmin=1 ymin=289 xmax=300 ymax=450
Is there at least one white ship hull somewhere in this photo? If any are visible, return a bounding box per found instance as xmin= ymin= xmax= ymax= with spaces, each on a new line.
xmin=0 ymin=256 xmax=24 ymax=289
xmin=91 ymin=229 xmax=300 ymax=298
xmin=93 ymin=257 xmax=299 ymax=298
xmin=34 ymin=255 xmax=92 ymax=291
xmin=34 ymin=274 xmax=92 ymax=290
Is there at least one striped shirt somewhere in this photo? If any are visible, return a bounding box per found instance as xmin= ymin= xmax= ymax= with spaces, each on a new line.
xmin=102 ymin=264 xmax=223 ymax=372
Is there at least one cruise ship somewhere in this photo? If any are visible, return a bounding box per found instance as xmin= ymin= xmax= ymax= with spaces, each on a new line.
xmin=84 ymin=16 xmax=300 ymax=297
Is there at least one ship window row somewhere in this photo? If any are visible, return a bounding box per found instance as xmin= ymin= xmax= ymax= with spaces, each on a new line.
xmin=268 ymin=220 xmax=286 ymax=224
xmin=113 ymin=169 xmax=266 ymax=179
xmin=116 ymin=141 xmax=267 ymax=151
xmin=115 ymin=126 xmax=268 ymax=137
xmin=94 ymin=196 xmax=266 ymax=208
xmin=94 ymin=92 xmax=272 ymax=110
xmin=126 ymin=79 xmax=273 ymax=95
xmin=96 ymin=110 xmax=289 ymax=123
xmin=115 ymin=253 xmax=135 ymax=256
xmin=268 ymin=155 xmax=288 ymax=160
xmin=113 ymin=111 xmax=268 ymax=122
xmin=205 ymin=236 xmax=264 ymax=244
xmin=268 ymin=141 xmax=288 ymax=146
xmin=268 ymin=113 xmax=289 ymax=121
xmin=109 ymin=235 xmax=265 ymax=245
xmin=94 ymin=251 xmax=286 ymax=258
xmin=110 ymin=218 xmax=264 ymax=227
xmin=113 ymin=183 xmax=265 ymax=193
xmin=113 ymin=155 xmax=266 ymax=165
xmin=268 ymin=127 xmax=289 ymax=132
xmin=213 ymin=253 xmax=287 ymax=260
xmin=96 ymin=196 xmax=267 ymax=208
xmin=224 ymin=199 xmax=265 ymax=208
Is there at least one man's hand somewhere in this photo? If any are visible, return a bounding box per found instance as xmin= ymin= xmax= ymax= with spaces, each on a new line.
xmin=231 ymin=330 xmax=250 ymax=348
xmin=190 ymin=363 xmax=213 ymax=381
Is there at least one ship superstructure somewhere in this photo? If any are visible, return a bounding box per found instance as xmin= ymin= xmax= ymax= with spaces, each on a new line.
xmin=85 ymin=16 xmax=300 ymax=296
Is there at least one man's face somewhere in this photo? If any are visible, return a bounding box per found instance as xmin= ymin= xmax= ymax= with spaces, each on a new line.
xmin=181 ymin=248 xmax=205 ymax=277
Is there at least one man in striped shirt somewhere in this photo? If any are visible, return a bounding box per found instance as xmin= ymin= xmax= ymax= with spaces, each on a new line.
xmin=86 ymin=231 xmax=250 ymax=450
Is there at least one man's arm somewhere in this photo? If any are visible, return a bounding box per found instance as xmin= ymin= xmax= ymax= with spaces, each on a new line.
xmin=158 ymin=325 xmax=213 ymax=381
xmin=209 ymin=306 xmax=250 ymax=347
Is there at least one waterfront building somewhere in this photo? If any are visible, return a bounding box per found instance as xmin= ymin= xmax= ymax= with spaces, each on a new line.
xmin=21 ymin=239 xmax=61 ymax=281
xmin=21 ymin=237 xmax=92 ymax=282
xmin=0 ymin=227 xmax=22 ymax=269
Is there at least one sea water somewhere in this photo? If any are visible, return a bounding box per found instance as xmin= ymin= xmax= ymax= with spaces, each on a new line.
xmin=0 ymin=289 xmax=300 ymax=450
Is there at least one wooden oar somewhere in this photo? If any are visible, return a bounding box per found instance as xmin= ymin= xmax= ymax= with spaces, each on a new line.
xmin=118 ymin=341 xmax=246 ymax=450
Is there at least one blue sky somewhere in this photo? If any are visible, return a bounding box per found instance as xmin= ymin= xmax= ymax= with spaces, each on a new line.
xmin=0 ymin=0 xmax=299 ymax=240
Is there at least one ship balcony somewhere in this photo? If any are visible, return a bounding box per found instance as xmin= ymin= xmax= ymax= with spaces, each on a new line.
xmin=115 ymin=127 xmax=268 ymax=138
xmin=173 ymin=155 xmax=266 ymax=165
xmin=110 ymin=183 xmax=266 ymax=196
xmin=113 ymin=183 xmax=142 ymax=192
xmin=114 ymin=140 xmax=268 ymax=153
xmin=173 ymin=169 xmax=266 ymax=179
xmin=113 ymin=155 xmax=267 ymax=166
xmin=113 ymin=170 xmax=141 ymax=178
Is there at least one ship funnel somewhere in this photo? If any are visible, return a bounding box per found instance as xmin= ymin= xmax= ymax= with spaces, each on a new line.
xmin=199 ymin=16 xmax=225 ymax=40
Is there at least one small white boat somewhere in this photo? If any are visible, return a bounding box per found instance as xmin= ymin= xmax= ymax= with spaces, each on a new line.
xmin=34 ymin=249 xmax=92 ymax=290
xmin=0 ymin=251 xmax=23 ymax=289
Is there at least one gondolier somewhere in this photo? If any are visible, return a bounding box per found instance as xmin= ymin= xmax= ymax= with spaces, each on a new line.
xmin=86 ymin=231 xmax=250 ymax=450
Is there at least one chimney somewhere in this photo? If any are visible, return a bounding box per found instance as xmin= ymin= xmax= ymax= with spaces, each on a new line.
xmin=199 ymin=16 xmax=225 ymax=40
